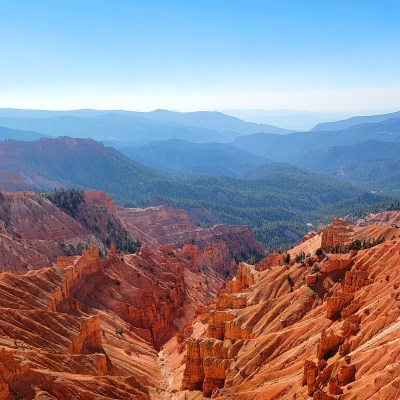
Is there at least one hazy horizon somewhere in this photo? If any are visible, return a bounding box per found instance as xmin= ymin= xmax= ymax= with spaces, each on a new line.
xmin=1 ymin=0 xmax=399 ymax=113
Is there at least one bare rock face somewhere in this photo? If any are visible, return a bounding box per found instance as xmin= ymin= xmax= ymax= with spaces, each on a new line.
xmin=225 ymin=262 xmax=255 ymax=293
xmin=255 ymin=252 xmax=283 ymax=271
xmin=321 ymin=218 xmax=353 ymax=252
xmin=180 ymin=263 xmax=255 ymax=396
xmin=181 ymin=243 xmax=227 ymax=277
xmin=0 ymin=362 xmax=9 ymax=400
xmin=68 ymin=315 xmax=103 ymax=355
xmin=182 ymin=338 xmax=236 ymax=397
xmin=322 ymin=253 xmax=354 ymax=274
xmin=208 ymin=311 xmax=235 ymax=340
xmin=317 ymin=329 xmax=344 ymax=360
xmin=181 ymin=339 xmax=205 ymax=391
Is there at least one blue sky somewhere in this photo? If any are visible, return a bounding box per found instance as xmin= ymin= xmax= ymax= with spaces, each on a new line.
xmin=1 ymin=0 xmax=399 ymax=112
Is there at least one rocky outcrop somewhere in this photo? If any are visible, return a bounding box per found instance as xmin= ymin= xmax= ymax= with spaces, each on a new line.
xmin=0 ymin=361 xmax=9 ymax=400
xmin=216 ymin=293 xmax=247 ymax=310
xmin=317 ymin=329 xmax=344 ymax=360
xmin=180 ymin=263 xmax=256 ymax=396
xmin=181 ymin=243 xmax=228 ymax=276
xmin=208 ymin=311 xmax=235 ymax=340
xmin=224 ymin=262 xmax=255 ymax=294
xmin=321 ymin=218 xmax=353 ymax=252
xmin=321 ymin=219 xmax=348 ymax=251
xmin=84 ymin=190 xmax=116 ymax=214
xmin=68 ymin=315 xmax=103 ymax=355
xmin=182 ymin=338 xmax=236 ymax=397
xmin=322 ymin=253 xmax=354 ymax=273
xmin=49 ymin=245 xmax=101 ymax=311
xmin=325 ymin=255 xmax=371 ymax=319
xmin=2 ymin=190 xmax=400 ymax=400
xmin=255 ymin=252 xmax=283 ymax=271
xmin=326 ymin=292 xmax=354 ymax=319
xmin=0 ymin=239 xmax=218 ymax=399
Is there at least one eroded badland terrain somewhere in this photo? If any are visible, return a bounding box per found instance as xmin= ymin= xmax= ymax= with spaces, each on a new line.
xmin=0 ymin=190 xmax=399 ymax=399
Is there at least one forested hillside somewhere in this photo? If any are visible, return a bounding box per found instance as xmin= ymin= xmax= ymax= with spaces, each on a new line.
xmin=0 ymin=137 xmax=391 ymax=249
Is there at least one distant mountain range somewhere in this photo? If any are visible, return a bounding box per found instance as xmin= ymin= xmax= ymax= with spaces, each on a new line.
xmin=0 ymin=126 xmax=46 ymax=141
xmin=310 ymin=110 xmax=400 ymax=131
xmin=232 ymin=118 xmax=400 ymax=161
xmin=0 ymin=108 xmax=290 ymax=144
xmin=230 ymin=117 xmax=400 ymax=195
xmin=222 ymin=109 xmax=353 ymax=131
xmin=120 ymin=139 xmax=269 ymax=177
xmin=0 ymin=137 xmax=159 ymax=194
xmin=0 ymin=108 xmax=400 ymax=239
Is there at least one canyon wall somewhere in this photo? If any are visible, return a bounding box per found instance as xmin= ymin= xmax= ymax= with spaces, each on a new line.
xmin=117 ymin=205 xmax=265 ymax=273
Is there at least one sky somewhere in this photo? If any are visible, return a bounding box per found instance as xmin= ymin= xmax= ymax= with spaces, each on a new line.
xmin=0 ymin=0 xmax=399 ymax=113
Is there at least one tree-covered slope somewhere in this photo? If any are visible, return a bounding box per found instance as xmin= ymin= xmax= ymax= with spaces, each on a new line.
xmin=120 ymin=139 xmax=269 ymax=177
xmin=0 ymin=137 xmax=390 ymax=249
xmin=295 ymin=140 xmax=400 ymax=196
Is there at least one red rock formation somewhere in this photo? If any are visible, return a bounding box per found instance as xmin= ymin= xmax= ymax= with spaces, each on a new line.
xmin=255 ymin=252 xmax=283 ymax=271
xmin=174 ymin=220 xmax=400 ymax=399
xmin=223 ymin=262 xmax=255 ymax=294
xmin=317 ymin=329 xmax=344 ymax=360
xmin=321 ymin=218 xmax=353 ymax=252
xmin=0 ymin=236 xmax=229 ymax=399
xmin=84 ymin=190 xmax=116 ymax=214
xmin=322 ymin=253 xmax=354 ymax=274
xmin=181 ymin=338 xmax=236 ymax=397
xmin=117 ymin=205 xmax=265 ymax=273
xmin=0 ymin=191 xmax=104 ymax=271
xmin=2 ymin=192 xmax=400 ymax=399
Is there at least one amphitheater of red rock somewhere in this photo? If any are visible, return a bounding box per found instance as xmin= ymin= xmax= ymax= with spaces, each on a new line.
xmin=1 ymin=191 xmax=400 ymax=399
